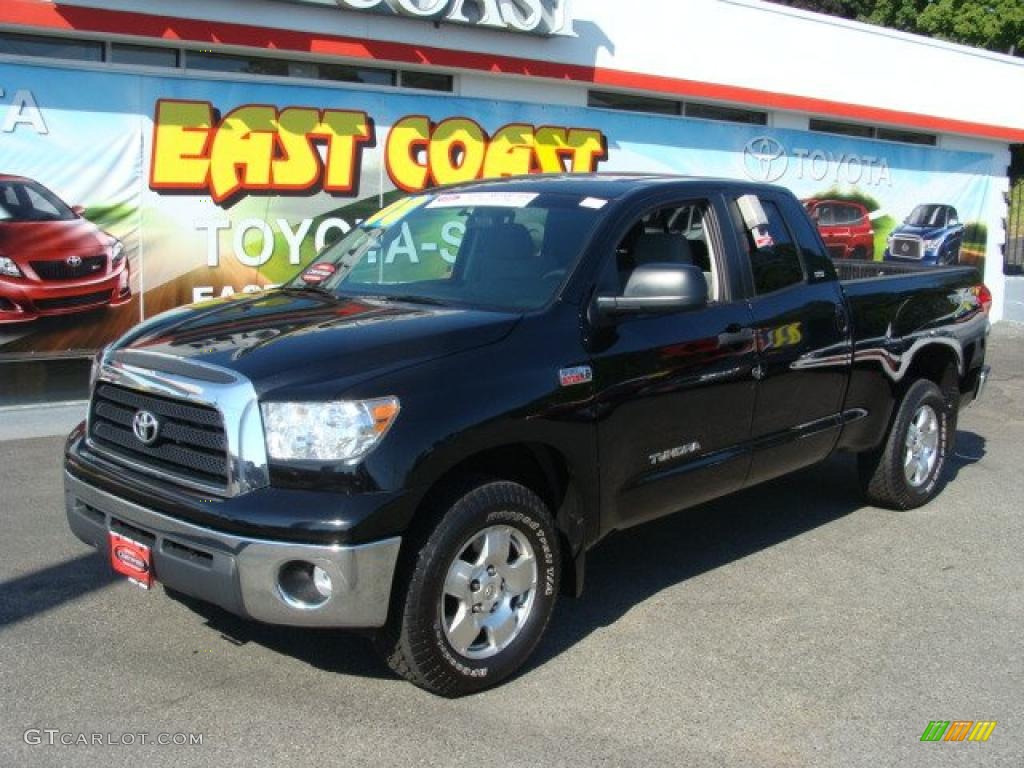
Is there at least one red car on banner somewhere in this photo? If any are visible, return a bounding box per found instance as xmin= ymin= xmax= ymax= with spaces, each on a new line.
xmin=803 ymin=198 xmax=875 ymax=260
xmin=0 ymin=175 xmax=130 ymax=324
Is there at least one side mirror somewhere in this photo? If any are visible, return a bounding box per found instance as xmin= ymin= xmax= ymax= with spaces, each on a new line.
xmin=71 ymin=205 xmax=85 ymax=217
xmin=595 ymin=263 xmax=708 ymax=320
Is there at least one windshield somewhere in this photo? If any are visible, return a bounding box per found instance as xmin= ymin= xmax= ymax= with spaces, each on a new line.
xmin=286 ymin=191 xmax=606 ymax=311
xmin=906 ymin=205 xmax=947 ymax=228
xmin=0 ymin=179 xmax=76 ymax=222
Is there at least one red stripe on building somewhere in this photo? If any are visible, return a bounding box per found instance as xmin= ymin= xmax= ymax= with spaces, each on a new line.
xmin=2 ymin=0 xmax=1023 ymax=142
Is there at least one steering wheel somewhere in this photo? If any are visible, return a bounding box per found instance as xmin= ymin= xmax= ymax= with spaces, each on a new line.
xmin=541 ymin=268 xmax=567 ymax=282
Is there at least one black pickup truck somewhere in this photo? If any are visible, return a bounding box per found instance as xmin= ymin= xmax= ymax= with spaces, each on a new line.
xmin=65 ymin=175 xmax=991 ymax=696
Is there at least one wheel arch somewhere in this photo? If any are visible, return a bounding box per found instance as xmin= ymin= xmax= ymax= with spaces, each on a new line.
xmin=900 ymin=341 xmax=962 ymax=409
xmin=404 ymin=440 xmax=590 ymax=598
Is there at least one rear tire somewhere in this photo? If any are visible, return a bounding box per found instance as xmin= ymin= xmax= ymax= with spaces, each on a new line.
xmin=858 ymin=379 xmax=953 ymax=510
xmin=375 ymin=480 xmax=561 ymax=696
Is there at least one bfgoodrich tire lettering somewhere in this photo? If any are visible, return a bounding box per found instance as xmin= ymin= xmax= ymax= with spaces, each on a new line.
xmin=858 ymin=379 xmax=953 ymax=510
xmin=375 ymin=480 xmax=560 ymax=696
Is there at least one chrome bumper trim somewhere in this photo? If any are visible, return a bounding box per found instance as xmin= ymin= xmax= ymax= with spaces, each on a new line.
xmin=64 ymin=471 xmax=401 ymax=628
xmin=973 ymin=365 xmax=990 ymax=403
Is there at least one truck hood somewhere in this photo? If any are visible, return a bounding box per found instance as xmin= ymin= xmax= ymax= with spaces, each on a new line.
xmin=113 ymin=290 xmax=521 ymax=396
xmin=893 ymin=224 xmax=950 ymax=240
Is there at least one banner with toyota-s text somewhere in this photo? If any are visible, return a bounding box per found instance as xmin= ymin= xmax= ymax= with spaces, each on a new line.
xmin=0 ymin=60 xmax=997 ymax=356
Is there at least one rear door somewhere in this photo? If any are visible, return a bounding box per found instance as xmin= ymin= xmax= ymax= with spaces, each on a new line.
xmin=726 ymin=190 xmax=852 ymax=486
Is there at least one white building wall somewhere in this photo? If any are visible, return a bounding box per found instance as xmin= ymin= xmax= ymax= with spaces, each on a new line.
xmin=55 ymin=0 xmax=1024 ymax=136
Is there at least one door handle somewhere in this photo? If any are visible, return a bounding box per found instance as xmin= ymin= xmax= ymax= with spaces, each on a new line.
xmin=720 ymin=324 xmax=754 ymax=346
xmin=835 ymin=304 xmax=850 ymax=335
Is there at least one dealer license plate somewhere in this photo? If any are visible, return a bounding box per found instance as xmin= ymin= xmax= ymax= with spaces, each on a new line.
xmin=108 ymin=531 xmax=154 ymax=590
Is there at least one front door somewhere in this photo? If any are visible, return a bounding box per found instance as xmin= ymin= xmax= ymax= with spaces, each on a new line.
xmin=589 ymin=197 xmax=758 ymax=532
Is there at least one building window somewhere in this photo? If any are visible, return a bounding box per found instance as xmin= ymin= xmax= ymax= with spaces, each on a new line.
xmin=811 ymin=118 xmax=937 ymax=146
xmin=0 ymin=31 xmax=103 ymax=62
xmin=184 ymin=51 xmax=400 ymax=86
xmin=876 ymin=127 xmax=937 ymax=146
xmin=110 ymin=43 xmax=179 ymax=68
xmin=318 ymin=62 xmax=396 ymax=87
xmin=589 ymin=91 xmax=769 ymax=125
xmin=0 ymin=31 xmax=461 ymax=96
xmin=810 ymin=119 xmax=875 ymax=139
xmin=685 ymin=101 xmax=767 ymax=125
xmin=400 ymin=70 xmax=454 ymax=92
xmin=588 ymin=90 xmax=681 ymax=116
xmin=185 ymin=51 xmax=290 ymax=77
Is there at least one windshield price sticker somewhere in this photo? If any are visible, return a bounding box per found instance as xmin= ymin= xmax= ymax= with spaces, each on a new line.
xmin=427 ymin=192 xmax=538 ymax=209
xmin=579 ymin=197 xmax=608 ymax=209
xmin=302 ymin=263 xmax=337 ymax=284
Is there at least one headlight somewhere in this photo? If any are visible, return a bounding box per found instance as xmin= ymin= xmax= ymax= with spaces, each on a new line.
xmin=924 ymin=238 xmax=943 ymax=251
xmin=89 ymin=347 xmax=107 ymax=390
xmin=0 ymin=256 xmax=22 ymax=277
xmin=110 ymin=240 xmax=125 ymax=264
xmin=261 ymin=397 xmax=400 ymax=462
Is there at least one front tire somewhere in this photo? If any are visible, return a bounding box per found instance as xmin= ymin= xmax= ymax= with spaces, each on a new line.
xmin=858 ymin=379 xmax=953 ymax=509
xmin=376 ymin=480 xmax=561 ymax=696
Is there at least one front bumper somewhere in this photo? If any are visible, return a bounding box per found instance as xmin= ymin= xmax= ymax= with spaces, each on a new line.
xmin=0 ymin=266 xmax=130 ymax=323
xmin=65 ymin=470 xmax=402 ymax=628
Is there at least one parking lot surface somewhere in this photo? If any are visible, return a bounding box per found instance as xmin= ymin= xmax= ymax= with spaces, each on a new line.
xmin=1 ymin=325 xmax=1022 ymax=768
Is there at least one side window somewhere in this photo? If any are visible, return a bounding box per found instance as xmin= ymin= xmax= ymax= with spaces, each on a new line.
xmin=817 ymin=204 xmax=835 ymax=226
xmin=24 ymin=186 xmax=62 ymax=218
xmin=609 ymin=199 xmax=721 ymax=302
xmin=0 ymin=185 xmax=18 ymax=220
xmin=732 ymin=196 xmax=805 ymax=295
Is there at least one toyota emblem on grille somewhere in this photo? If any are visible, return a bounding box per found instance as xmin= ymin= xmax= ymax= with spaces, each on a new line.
xmin=66 ymin=255 xmax=83 ymax=267
xmin=132 ymin=410 xmax=160 ymax=445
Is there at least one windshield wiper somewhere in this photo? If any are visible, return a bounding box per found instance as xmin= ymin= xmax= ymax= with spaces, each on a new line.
xmin=278 ymin=284 xmax=337 ymax=300
xmin=372 ymin=294 xmax=450 ymax=307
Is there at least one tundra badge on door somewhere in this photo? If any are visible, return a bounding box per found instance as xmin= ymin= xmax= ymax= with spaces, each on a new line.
xmin=649 ymin=442 xmax=702 ymax=466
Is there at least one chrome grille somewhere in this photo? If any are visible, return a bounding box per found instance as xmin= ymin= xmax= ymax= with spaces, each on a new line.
xmin=891 ymin=237 xmax=923 ymax=260
xmin=88 ymin=383 xmax=229 ymax=489
xmin=31 ymin=255 xmax=106 ymax=281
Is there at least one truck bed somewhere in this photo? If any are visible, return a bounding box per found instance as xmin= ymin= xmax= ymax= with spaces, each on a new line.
xmin=833 ymin=258 xmax=978 ymax=283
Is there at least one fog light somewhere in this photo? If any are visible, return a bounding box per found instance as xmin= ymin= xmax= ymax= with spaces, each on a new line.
xmin=312 ymin=566 xmax=333 ymax=597
xmin=278 ymin=560 xmax=332 ymax=609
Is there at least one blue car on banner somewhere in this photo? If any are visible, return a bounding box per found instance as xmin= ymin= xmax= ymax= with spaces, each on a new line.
xmin=884 ymin=204 xmax=964 ymax=265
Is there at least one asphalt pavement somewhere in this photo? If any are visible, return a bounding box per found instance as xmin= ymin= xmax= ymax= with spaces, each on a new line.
xmin=1 ymin=324 xmax=1022 ymax=768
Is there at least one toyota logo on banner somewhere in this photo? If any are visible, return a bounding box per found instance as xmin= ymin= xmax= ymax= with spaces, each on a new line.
xmin=743 ymin=136 xmax=788 ymax=183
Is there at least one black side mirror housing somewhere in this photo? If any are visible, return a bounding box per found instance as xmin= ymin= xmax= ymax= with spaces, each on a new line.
xmin=595 ymin=263 xmax=708 ymax=320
